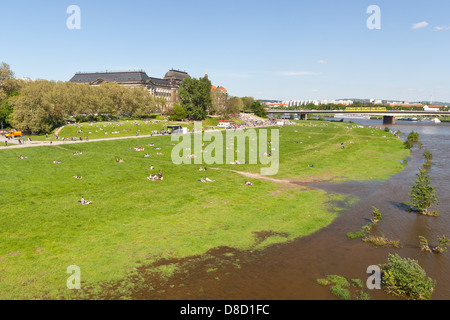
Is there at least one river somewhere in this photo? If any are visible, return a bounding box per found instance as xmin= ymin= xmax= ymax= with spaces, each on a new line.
xmin=131 ymin=119 xmax=450 ymax=300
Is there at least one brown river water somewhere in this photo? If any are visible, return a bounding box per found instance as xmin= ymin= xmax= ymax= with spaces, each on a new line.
xmin=126 ymin=119 xmax=450 ymax=301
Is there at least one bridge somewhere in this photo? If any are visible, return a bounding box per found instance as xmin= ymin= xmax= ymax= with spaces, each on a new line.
xmin=266 ymin=110 xmax=450 ymax=125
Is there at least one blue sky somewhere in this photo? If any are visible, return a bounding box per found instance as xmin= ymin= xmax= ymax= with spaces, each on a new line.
xmin=1 ymin=0 xmax=449 ymax=102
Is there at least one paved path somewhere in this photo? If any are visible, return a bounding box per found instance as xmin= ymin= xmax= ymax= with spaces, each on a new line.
xmin=0 ymin=121 xmax=287 ymax=151
xmin=0 ymin=134 xmax=160 ymax=150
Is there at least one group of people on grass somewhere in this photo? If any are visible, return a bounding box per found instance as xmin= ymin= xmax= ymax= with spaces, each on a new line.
xmin=147 ymin=168 xmax=163 ymax=181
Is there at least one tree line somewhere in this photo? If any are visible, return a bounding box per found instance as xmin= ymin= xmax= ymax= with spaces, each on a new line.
xmin=0 ymin=62 xmax=265 ymax=134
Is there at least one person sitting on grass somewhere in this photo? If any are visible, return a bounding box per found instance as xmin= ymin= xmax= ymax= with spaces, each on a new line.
xmin=79 ymin=196 xmax=92 ymax=205
xmin=147 ymin=173 xmax=163 ymax=181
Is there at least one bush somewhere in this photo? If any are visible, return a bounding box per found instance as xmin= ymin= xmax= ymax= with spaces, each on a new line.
xmin=316 ymin=278 xmax=329 ymax=286
xmin=326 ymin=275 xmax=350 ymax=287
xmin=363 ymin=234 xmax=401 ymax=248
xmin=351 ymin=279 xmax=364 ymax=288
xmin=330 ymin=285 xmax=350 ymax=300
xmin=404 ymin=139 xmax=413 ymax=149
xmin=347 ymin=230 xmax=366 ymax=239
xmin=168 ymin=104 xmax=187 ymax=121
xmin=407 ymin=131 xmax=420 ymax=142
xmin=423 ymin=149 xmax=433 ymax=163
xmin=380 ymin=253 xmax=435 ymax=300
xmin=371 ymin=207 xmax=382 ymax=224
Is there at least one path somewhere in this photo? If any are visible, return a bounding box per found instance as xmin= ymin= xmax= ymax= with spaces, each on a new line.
xmin=0 ymin=121 xmax=285 ymax=151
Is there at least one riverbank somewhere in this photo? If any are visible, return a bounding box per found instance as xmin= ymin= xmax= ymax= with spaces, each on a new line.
xmin=0 ymin=121 xmax=409 ymax=299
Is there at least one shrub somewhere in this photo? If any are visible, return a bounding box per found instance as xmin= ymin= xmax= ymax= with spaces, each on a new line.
xmin=419 ymin=236 xmax=432 ymax=253
xmin=371 ymin=207 xmax=382 ymax=224
xmin=421 ymin=235 xmax=449 ymax=254
xmin=316 ymin=278 xmax=329 ymax=286
xmin=330 ymin=285 xmax=350 ymax=300
xmin=351 ymin=279 xmax=364 ymax=288
xmin=326 ymin=275 xmax=350 ymax=287
xmin=380 ymin=253 xmax=435 ymax=300
xmin=363 ymin=234 xmax=401 ymax=248
xmin=404 ymin=139 xmax=413 ymax=149
xmin=423 ymin=149 xmax=433 ymax=163
xmin=356 ymin=290 xmax=371 ymax=300
xmin=407 ymin=131 xmax=420 ymax=142
xmin=434 ymin=235 xmax=449 ymax=254
xmin=347 ymin=230 xmax=366 ymax=239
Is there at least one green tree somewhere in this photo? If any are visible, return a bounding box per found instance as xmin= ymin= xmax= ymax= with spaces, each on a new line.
xmin=423 ymin=149 xmax=433 ymax=163
xmin=241 ymin=96 xmax=255 ymax=111
xmin=168 ymin=103 xmax=188 ymax=121
xmin=9 ymin=80 xmax=64 ymax=133
xmin=251 ymin=101 xmax=267 ymax=118
xmin=408 ymin=168 xmax=439 ymax=216
xmin=178 ymin=77 xmax=212 ymax=120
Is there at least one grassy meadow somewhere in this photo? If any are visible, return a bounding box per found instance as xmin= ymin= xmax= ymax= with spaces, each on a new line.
xmin=24 ymin=116 xmax=247 ymax=142
xmin=0 ymin=121 xmax=409 ymax=299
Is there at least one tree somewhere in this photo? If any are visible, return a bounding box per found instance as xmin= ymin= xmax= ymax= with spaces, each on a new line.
xmin=251 ymin=101 xmax=267 ymax=118
xmin=178 ymin=77 xmax=212 ymax=120
xmin=225 ymin=96 xmax=244 ymax=117
xmin=9 ymin=80 xmax=64 ymax=133
xmin=168 ymin=103 xmax=187 ymax=121
xmin=210 ymin=86 xmax=228 ymax=116
xmin=408 ymin=168 xmax=439 ymax=216
xmin=241 ymin=96 xmax=255 ymax=111
xmin=423 ymin=149 xmax=433 ymax=163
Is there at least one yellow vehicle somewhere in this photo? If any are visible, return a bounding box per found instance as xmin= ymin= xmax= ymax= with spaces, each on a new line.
xmin=4 ymin=130 xmax=22 ymax=138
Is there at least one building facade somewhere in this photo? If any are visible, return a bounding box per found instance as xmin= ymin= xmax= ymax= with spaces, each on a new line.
xmin=69 ymin=69 xmax=190 ymax=100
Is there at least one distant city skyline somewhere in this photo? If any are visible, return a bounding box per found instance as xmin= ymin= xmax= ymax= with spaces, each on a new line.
xmin=1 ymin=0 xmax=449 ymax=102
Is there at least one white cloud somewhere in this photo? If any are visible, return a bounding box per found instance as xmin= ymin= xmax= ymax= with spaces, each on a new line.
xmin=277 ymin=71 xmax=322 ymax=76
xmin=435 ymin=26 xmax=450 ymax=31
xmin=317 ymin=60 xmax=327 ymax=64
xmin=412 ymin=21 xmax=429 ymax=30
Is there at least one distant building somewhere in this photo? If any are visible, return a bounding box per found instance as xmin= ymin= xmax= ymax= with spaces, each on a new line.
xmin=69 ymin=69 xmax=190 ymax=100
xmin=211 ymin=85 xmax=227 ymax=94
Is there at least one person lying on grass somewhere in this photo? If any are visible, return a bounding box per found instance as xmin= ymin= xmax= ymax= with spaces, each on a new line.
xmin=147 ymin=174 xmax=163 ymax=181
xmin=245 ymin=181 xmax=253 ymax=186
xmin=79 ymin=197 xmax=92 ymax=205
xmin=73 ymin=176 xmax=83 ymax=179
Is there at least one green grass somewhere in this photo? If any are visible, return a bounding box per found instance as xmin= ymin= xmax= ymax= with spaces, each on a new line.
xmin=0 ymin=122 xmax=409 ymax=299
xmin=25 ymin=117 xmax=243 ymax=142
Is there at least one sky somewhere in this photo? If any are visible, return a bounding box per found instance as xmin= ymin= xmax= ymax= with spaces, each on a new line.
xmin=1 ymin=0 xmax=449 ymax=102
